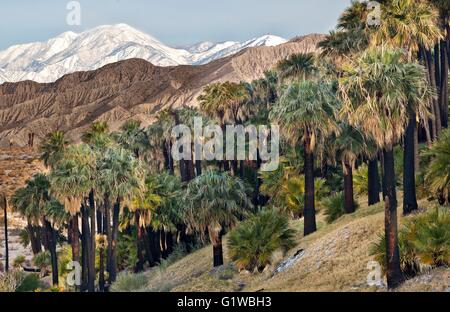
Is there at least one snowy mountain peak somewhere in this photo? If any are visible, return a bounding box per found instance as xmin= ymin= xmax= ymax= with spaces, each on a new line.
xmin=0 ymin=24 xmax=287 ymax=83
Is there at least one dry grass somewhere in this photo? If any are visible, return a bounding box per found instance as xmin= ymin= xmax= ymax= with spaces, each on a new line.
xmin=144 ymin=194 xmax=449 ymax=292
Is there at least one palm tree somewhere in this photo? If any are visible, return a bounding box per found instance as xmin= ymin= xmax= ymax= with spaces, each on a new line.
xmin=423 ymin=128 xmax=450 ymax=204
xmin=113 ymin=119 xmax=149 ymax=158
xmin=50 ymin=144 xmax=97 ymax=291
xmin=183 ymin=171 xmax=252 ymax=267
xmin=429 ymin=0 xmax=449 ymax=129
xmin=39 ymin=130 xmax=69 ymax=168
xmin=97 ymin=147 xmax=145 ymax=283
xmin=81 ymin=121 xmax=110 ymax=145
xmin=328 ymin=124 xmax=371 ymax=213
xmin=130 ymin=175 xmax=162 ymax=271
xmin=11 ymin=174 xmax=63 ymax=286
xmin=339 ymin=47 xmax=430 ymax=288
xmin=276 ymin=53 xmax=316 ymax=82
xmin=146 ymin=110 xmax=176 ymax=173
xmin=1 ymin=193 xmax=8 ymax=272
xmin=270 ymin=80 xmax=339 ymax=236
xmin=370 ymin=0 xmax=442 ymax=215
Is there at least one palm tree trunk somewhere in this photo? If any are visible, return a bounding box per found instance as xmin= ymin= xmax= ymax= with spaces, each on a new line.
xmin=195 ymin=159 xmax=202 ymax=176
xmin=403 ymin=108 xmax=418 ymax=215
xmin=380 ymin=152 xmax=387 ymax=199
xmin=382 ymin=148 xmax=404 ymax=289
xmin=368 ymin=158 xmax=380 ymax=206
xmin=212 ymin=232 xmax=224 ymax=267
xmin=44 ymin=219 xmax=58 ymax=286
xmin=343 ymin=163 xmax=355 ymax=214
xmin=87 ymin=191 xmax=96 ymax=292
xmin=142 ymin=227 xmax=155 ymax=266
xmin=105 ymin=195 xmax=112 ymax=287
xmin=108 ymin=200 xmax=120 ymax=283
xmin=98 ymin=246 xmax=105 ymax=292
xmin=2 ymin=195 xmax=9 ymax=272
xmin=422 ymin=46 xmax=440 ymax=139
xmin=135 ymin=212 xmax=145 ymax=272
xmin=80 ymin=204 xmax=90 ymax=291
xmin=303 ymin=136 xmax=316 ymax=236
xmin=441 ymin=39 xmax=449 ymax=129
xmin=71 ymin=214 xmax=80 ymax=264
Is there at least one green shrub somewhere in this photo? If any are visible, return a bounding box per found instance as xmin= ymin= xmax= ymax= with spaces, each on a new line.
xmin=228 ymin=210 xmax=296 ymax=272
xmin=353 ymin=164 xmax=368 ymax=196
xmin=370 ymin=208 xmax=450 ymax=278
xmin=33 ymin=251 xmax=51 ymax=272
xmin=110 ymin=272 xmax=148 ymax=292
xmin=408 ymin=208 xmax=450 ymax=266
xmin=15 ymin=273 xmax=41 ymax=292
xmin=322 ymin=192 xmax=359 ymax=224
xmin=370 ymin=231 xmax=421 ymax=278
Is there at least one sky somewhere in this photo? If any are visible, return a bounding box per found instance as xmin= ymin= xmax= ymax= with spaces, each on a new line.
xmin=0 ymin=0 xmax=351 ymax=49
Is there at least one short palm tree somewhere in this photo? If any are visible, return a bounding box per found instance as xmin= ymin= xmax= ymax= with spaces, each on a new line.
xmin=270 ymin=80 xmax=339 ymax=236
xmin=183 ymin=171 xmax=252 ymax=267
xmin=11 ymin=174 xmax=64 ymax=286
xmin=39 ymin=130 xmax=69 ymax=168
xmin=327 ymin=124 xmax=371 ymax=213
xmin=339 ymin=46 xmax=430 ymax=288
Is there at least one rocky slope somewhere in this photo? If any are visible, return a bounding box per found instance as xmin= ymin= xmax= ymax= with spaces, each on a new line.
xmin=0 ymin=34 xmax=323 ymax=147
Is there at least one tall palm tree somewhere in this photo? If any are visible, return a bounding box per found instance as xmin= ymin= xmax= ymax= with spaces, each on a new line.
xmin=430 ymin=0 xmax=449 ymax=129
xmin=1 ymin=193 xmax=8 ymax=272
xmin=370 ymin=0 xmax=442 ymax=215
xmin=97 ymin=147 xmax=145 ymax=283
xmin=39 ymin=130 xmax=69 ymax=168
xmin=339 ymin=47 xmax=430 ymax=288
xmin=270 ymin=80 xmax=339 ymax=236
xmin=183 ymin=171 xmax=252 ymax=267
xmin=50 ymin=144 xmax=97 ymax=291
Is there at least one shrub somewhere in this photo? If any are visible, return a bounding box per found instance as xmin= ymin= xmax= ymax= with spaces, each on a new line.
xmin=228 ymin=210 xmax=296 ymax=272
xmin=370 ymin=231 xmax=421 ymax=278
xmin=15 ymin=273 xmax=41 ymax=292
xmin=32 ymin=251 xmax=51 ymax=277
xmin=408 ymin=208 xmax=450 ymax=267
xmin=353 ymin=164 xmax=368 ymax=196
xmin=370 ymin=208 xmax=450 ymax=278
xmin=322 ymin=192 xmax=359 ymax=224
xmin=109 ymin=272 xmax=148 ymax=292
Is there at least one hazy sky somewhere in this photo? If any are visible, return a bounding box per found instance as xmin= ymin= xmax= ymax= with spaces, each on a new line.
xmin=0 ymin=0 xmax=351 ymax=49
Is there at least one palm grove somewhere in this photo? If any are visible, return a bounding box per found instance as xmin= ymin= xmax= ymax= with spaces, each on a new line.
xmin=2 ymin=0 xmax=449 ymax=291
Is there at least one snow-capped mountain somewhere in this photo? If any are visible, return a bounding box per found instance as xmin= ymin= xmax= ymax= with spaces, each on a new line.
xmin=0 ymin=24 xmax=287 ymax=83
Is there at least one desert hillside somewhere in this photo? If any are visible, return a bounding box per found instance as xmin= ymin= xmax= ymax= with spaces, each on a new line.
xmin=0 ymin=35 xmax=323 ymax=147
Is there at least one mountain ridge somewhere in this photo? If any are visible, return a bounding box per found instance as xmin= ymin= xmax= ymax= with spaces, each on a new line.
xmin=0 ymin=24 xmax=287 ymax=84
xmin=0 ymin=33 xmax=324 ymax=148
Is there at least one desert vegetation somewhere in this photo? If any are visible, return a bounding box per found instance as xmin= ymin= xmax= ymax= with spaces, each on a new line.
xmin=1 ymin=0 xmax=449 ymax=292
